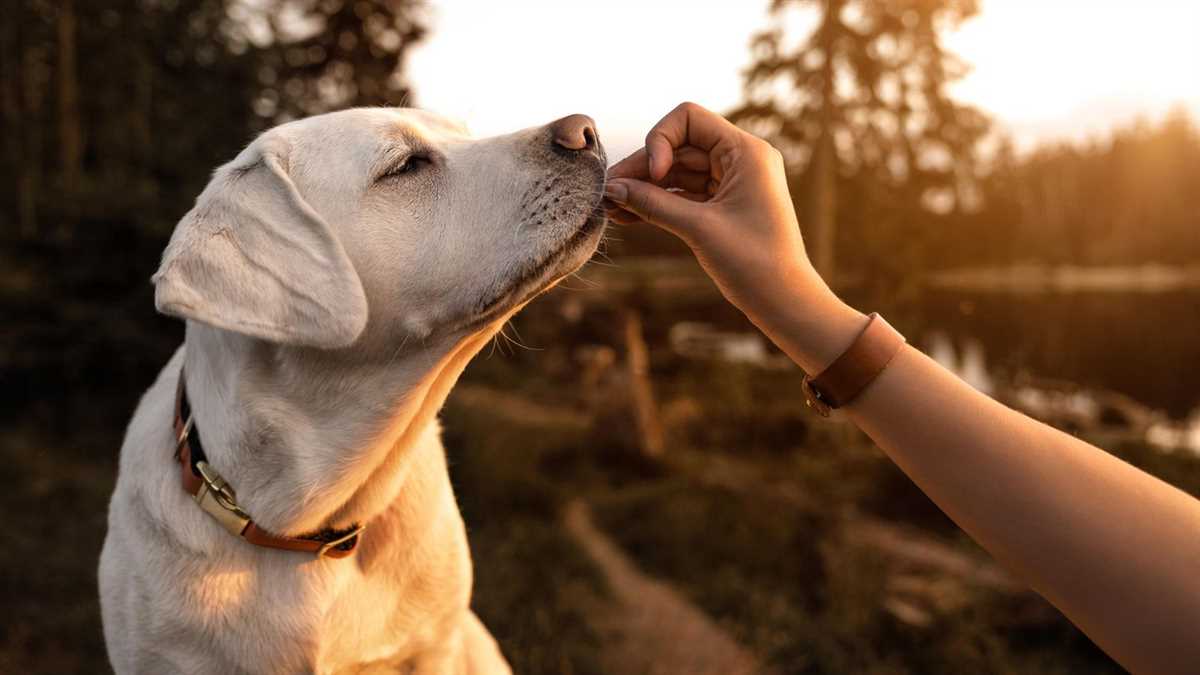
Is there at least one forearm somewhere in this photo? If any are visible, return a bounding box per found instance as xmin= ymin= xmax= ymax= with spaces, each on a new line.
xmin=605 ymin=99 xmax=1200 ymax=670
xmin=766 ymin=285 xmax=1200 ymax=674
xmin=851 ymin=346 xmax=1200 ymax=674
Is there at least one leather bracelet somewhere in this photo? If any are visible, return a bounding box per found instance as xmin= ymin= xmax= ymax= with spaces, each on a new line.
xmin=802 ymin=313 xmax=906 ymax=417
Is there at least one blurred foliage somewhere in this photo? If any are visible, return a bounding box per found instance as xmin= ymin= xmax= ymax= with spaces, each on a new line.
xmin=0 ymin=3 xmax=428 ymax=668
xmin=461 ymin=300 xmax=1138 ymax=673
xmin=595 ymin=483 xmax=1120 ymax=674
xmin=728 ymin=0 xmax=1200 ymax=290
xmin=731 ymin=0 xmax=989 ymax=283
xmin=442 ymin=398 xmax=609 ymax=675
xmin=577 ymin=349 xmax=1125 ymax=675
xmin=937 ymin=110 xmax=1200 ymax=268
xmin=250 ymin=0 xmax=427 ymax=117
xmin=0 ymin=428 xmax=113 ymax=673
xmin=0 ymin=0 xmax=427 ymax=434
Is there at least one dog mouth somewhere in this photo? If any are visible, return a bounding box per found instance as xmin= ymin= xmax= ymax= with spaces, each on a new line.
xmin=462 ymin=184 xmax=606 ymax=331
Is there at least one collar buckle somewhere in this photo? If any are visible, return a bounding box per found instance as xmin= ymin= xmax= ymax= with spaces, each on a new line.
xmin=194 ymin=460 xmax=252 ymax=537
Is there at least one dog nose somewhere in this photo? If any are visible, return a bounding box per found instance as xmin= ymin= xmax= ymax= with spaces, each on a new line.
xmin=550 ymin=114 xmax=598 ymax=153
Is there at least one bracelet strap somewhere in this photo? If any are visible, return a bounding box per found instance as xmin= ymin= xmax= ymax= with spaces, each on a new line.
xmin=802 ymin=313 xmax=906 ymax=417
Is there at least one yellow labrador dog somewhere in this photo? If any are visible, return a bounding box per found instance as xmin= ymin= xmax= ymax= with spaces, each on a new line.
xmin=99 ymin=108 xmax=606 ymax=674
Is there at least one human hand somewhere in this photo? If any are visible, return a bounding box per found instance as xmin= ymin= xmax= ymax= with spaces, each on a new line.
xmin=604 ymin=102 xmax=862 ymax=372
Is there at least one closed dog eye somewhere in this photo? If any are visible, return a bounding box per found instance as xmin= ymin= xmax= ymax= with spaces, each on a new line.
xmin=375 ymin=152 xmax=435 ymax=183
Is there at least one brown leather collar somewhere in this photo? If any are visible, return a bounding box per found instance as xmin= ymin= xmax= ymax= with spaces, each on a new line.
xmin=173 ymin=368 xmax=363 ymax=558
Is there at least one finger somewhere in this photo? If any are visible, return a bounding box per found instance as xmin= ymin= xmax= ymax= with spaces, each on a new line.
xmin=604 ymin=189 xmax=707 ymax=224
xmin=605 ymin=178 xmax=703 ymax=237
xmin=658 ymin=166 xmax=710 ymax=194
xmin=607 ymin=147 xmax=649 ymax=180
xmin=605 ymin=207 xmax=642 ymax=225
xmin=667 ymin=189 xmax=711 ymax=203
xmin=609 ymin=145 xmax=710 ymax=182
xmin=646 ymin=102 xmax=737 ymax=181
xmin=602 ymin=199 xmax=643 ymax=225
xmin=604 ymin=196 xmax=707 ymax=225
xmin=673 ymin=146 xmax=712 ymax=173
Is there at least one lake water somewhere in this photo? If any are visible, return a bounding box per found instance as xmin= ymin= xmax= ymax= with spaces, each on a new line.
xmin=903 ymin=289 xmax=1200 ymax=451
xmin=569 ymin=260 xmax=1200 ymax=452
xmin=909 ymin=290 xmax=1200 ymax=416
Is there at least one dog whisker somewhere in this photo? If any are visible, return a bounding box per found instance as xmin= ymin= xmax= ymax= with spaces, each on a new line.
xmin=566 ymin=270 xmax=601 ymax=289
xmin=501 ymin=322 xmax=540 ymax=352
xmin=583 ymin=254 xmax=617 ymax=268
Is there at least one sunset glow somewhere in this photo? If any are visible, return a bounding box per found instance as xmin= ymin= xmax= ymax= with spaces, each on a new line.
xmin=945 ymin=0 xmax=1200 ymax=147
xmin=410 ymin=0 xmax=1200 ymax=156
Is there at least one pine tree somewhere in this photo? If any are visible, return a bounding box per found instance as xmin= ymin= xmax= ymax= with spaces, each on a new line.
xmin=255 ymin=0 xmax=428 ymax=119
xmin=731 ymin=0 xmax=989 ymax=283
xmin=0 ymin=0 xmax=430 ymax=434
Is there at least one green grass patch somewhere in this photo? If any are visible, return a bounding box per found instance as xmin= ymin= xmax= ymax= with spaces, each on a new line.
xmin=442 ymin=395 xmax=610 ymax=675
xmin=591 ymin=474 xmax=1125 ymax=674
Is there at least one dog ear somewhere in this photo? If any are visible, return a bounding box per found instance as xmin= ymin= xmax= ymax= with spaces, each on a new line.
xmin=152 ymin=139 xmax=368 ymax=349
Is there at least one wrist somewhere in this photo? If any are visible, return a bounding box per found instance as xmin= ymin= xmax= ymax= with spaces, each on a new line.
xmin=753 ymin=269 xmax=867 ymax=375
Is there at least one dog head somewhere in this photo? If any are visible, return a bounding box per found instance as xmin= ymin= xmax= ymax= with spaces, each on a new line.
xmin=152 ymin=108 xmax=607 ymax=349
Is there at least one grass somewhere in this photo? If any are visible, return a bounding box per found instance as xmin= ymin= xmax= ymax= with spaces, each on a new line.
xmin=441 ymin=392 xmax=611 ymax=675
xmin=0 ymin=427 xmax=116 ymax=674
xmin=464 ymin=334 xmax=1131 ymax=674
xmin=591 ymin=475 xmax=1123 ymax=674
xmin=1 ymin=294 xmax=1190 ymax=674
xmin=454 ymin=341 xmax=1131 ymax=673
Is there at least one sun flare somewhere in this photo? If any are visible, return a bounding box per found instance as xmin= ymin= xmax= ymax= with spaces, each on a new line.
xmin=412 ymin=0 xmax=1198 ymax=156
xmin=945 ymin=0 xmax=1200 ymax=145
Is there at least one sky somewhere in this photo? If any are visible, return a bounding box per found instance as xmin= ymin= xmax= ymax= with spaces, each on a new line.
xmin=408 ymin=1 xmax=1200 ymax=162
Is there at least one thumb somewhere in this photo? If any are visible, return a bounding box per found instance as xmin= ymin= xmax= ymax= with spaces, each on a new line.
xmin=605 ymin=178 xmax=703 ymax=237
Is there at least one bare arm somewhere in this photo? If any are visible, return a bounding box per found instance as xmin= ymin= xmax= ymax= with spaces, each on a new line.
xmin=605 ymin=102 xmax=1200 ymax=675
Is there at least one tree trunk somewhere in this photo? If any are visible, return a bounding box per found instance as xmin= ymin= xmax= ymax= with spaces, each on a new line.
xmin=57 ymin=0 xmax=82 ymax=236
xmin=811 ymin=132 xmax=837 ymax=284
xmin=133 ymin=35 xmax=154 ymax=189
xmin=621 ymin=308 xmax=664 ymax=459
xmin=0 ymin=8 xmax=23 ymax=239
xmin=20 ymin=37 xmax=48 ymax=238
xmin=810 ymin=0 xmax=841 ymax=284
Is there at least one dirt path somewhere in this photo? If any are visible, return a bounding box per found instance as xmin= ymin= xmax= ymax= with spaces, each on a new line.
xmin=563 ymin=500 xmax=764 ymax=675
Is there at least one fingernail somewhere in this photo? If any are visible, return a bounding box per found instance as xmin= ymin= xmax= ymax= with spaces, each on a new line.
xmin=605 ymin=180 xmax=628 ymax=204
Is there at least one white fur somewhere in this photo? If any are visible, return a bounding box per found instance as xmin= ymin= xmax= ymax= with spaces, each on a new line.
xmin=99 ymin=107 xmax=606 ymax=674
